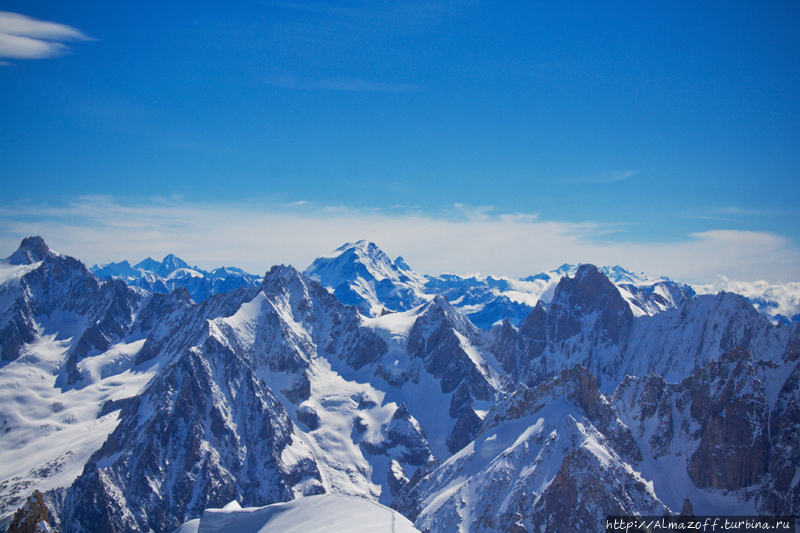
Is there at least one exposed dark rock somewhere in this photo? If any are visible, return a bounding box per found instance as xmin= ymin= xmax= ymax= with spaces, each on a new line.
xmin=8 ymin=490 xmax=54 ymax=533
xmin=686 ymin=348 xmax=769 ymax=491
xmin=360 ymin=404 xmax=433 ymax=467
xmin=680 ymin=497 xmax=695 ymax=517
xmin=296 ymin=404 xmax=320 ymax=430
xmin=8 ymin=237 xmax=52 ymax=266
xmin=445 ymin=407 xmax=482 ymax=454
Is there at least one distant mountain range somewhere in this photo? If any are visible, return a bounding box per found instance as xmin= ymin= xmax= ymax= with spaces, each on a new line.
xmin=91 ymin=255 xmax=262 ymax=303
xmin=93 ymin=240 xmax=798 ymax=327
xmin=1 ymin=236 xmax=798 ymax=533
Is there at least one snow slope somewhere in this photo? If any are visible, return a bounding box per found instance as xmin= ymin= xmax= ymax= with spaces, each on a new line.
xmin=172 ymin=494 xmax=419 ymax=533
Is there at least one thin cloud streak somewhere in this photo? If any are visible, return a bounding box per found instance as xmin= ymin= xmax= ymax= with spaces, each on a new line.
xmin=0 ymin=11 xmax=92 ymax=60
xmin=0 ymin=198 xmax=798 ymax=285
xmin=558 ymin=170 xmax=637 ymax=184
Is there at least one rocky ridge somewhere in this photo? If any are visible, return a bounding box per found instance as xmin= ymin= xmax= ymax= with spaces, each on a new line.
xmin=0 ymin=237 xmax=798 ymax=532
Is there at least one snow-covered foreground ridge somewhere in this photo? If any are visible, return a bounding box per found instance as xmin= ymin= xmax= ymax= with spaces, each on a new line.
xmin=0 ymin=236 xmax=798 ymax=533
xmin=173 ymin=494 xmax=419 ymax=533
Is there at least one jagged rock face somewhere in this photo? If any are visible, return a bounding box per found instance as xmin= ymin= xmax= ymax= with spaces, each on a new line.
xmin=444 ymin=407 xmax=481 ymax=454
xmin=685 ymin=348 xmax=770 ymax=490
xmin=393 ymin=367 xmax=663 ymax=533
xmin=58 ymin=264 xmax=401 ymax=532
xmin=8 ymin=490 xmax=54 ymax=533
xmin=258 ymin=265 xmax=388 ymax=373
xmin=63 ymin=336 xmax=323 ymax=533
xmin=481 ymin=365 xmax=641 ymax=464
xmin=361 ymin=403 xmax=433 ymax=467
xmin=7 ymin=237 xmax=53 ymax=266
xmin=4 ymin=239 xmax=800 ymax=533
xmin=490 ymin=265 xmax=634 ymax=389
xmin=757 ymin=356 xmax=800 ymax=516
xmin=0 ymin=248 xmax=144 ymax=373
xmin=613 ymin=348 xmax=782 ymax=501
xmin=408 ymin=296 xmax=499 ymax=405
xmin=491 ymin=266 xmax=800 ymax=392
xmin=545 ymin=264 xmax=634 ymax=345
xmin=530 ymin=446 xmax=665 ymax=533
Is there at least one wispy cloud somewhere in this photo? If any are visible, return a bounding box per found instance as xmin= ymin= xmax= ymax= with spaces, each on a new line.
xmin=559 ymin=170 xmax=636 ymax=184
xmin=0 ymin=11 xmax=92 ymax=61
xmin=1 ymin=198 xmax=798 ymax=284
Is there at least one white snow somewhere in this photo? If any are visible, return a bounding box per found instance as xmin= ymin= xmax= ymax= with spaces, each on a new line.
xmin=0 ymin=313 xmax=163 ymax=518
xmin=173 ymin=494 xmax=419 ymax=533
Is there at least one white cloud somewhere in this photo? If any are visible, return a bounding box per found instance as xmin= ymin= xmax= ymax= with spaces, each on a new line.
xmin=0 ymin=11 xmax=92 ymax=60
xmin=694 ymin=277 xmax=800 ymax=319
xmin=0 ymin=198 xmax=798 ymax=285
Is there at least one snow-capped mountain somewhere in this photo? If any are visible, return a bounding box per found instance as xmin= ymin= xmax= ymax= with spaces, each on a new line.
xmin=91 ymin=255 xmax=262 ymax=303
xmin=304 ymin=241 xmax=431 ymax=317
xmin=303 ymin=241 xmax=699 ymax=330
xmin=1 ymin=236 xmax=798 ymax=533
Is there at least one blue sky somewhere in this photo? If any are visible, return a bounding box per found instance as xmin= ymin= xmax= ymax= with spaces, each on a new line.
xmin=1 ymin=1 xmax=799 ymax=283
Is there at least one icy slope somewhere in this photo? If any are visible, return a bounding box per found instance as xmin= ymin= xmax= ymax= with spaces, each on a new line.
xmin=60 ymin=263 xmax=506 ymax=531
xmin=173 ymin=494 xmax=419 ymax=533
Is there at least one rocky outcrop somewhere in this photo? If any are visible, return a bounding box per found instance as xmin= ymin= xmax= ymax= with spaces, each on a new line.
xmin=393 ymin=368 xmax=664 ymax=533
xmin=685 ymin=348 xmax=770 ymax=490
xmin=482 ymin=365 xmax=642 ymax=464
xmin=407 ymin=296 xmax=501 ymax=417
xmin=8 ymin=490 xmax=55 ymax=533
xmin=360 ymin=404 xmax=433 ymax=467
xmin=0 ymin=239 xmax=145 ymax=371
xmin=490 ymin=265 xmax=800 ymax=393
xmin=7 ymin=237 xmax=53 ymax=266
xmin=756 ymin=355 xmax=800 ymax=516
xmin=613 ymin=348 xmax=781 ymax=498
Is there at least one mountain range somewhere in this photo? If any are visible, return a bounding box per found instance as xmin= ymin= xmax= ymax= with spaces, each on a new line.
xmin=1 ymin=236 xmax=798 ymax=532
xmin=92 ymin=240 xmax=797 ymax=327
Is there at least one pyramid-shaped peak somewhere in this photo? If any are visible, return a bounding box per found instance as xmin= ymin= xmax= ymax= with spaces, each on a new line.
xmin=8 ymin=236 xmax=52 ymax=265
xmin=306 ymin=241 xmax=399 ymax=282
xmin=157 ymin=254 xmax=190 ymax=277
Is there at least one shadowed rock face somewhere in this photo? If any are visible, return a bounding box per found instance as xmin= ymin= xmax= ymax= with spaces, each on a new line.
xmin=685 ymin=348 xmax=770 ymax=491
xmin=614 ymin=348 xmax=775 ymax=494
xmin=757 ymin=356 xmax=800 ymax=516
xmin=5 ymin=237 xmax=800 ymax=533
xmin=8 ymin=237 xmax=52 ymax=266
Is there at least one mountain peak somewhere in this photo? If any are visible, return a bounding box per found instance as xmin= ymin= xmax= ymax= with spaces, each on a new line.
xmin=157 ymin=254 xmax=190 ymax=277
xmin=304 ymin=242 xmax=428 ymax=316
xmin=7 ymin=236 xmax=52 ymax=265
